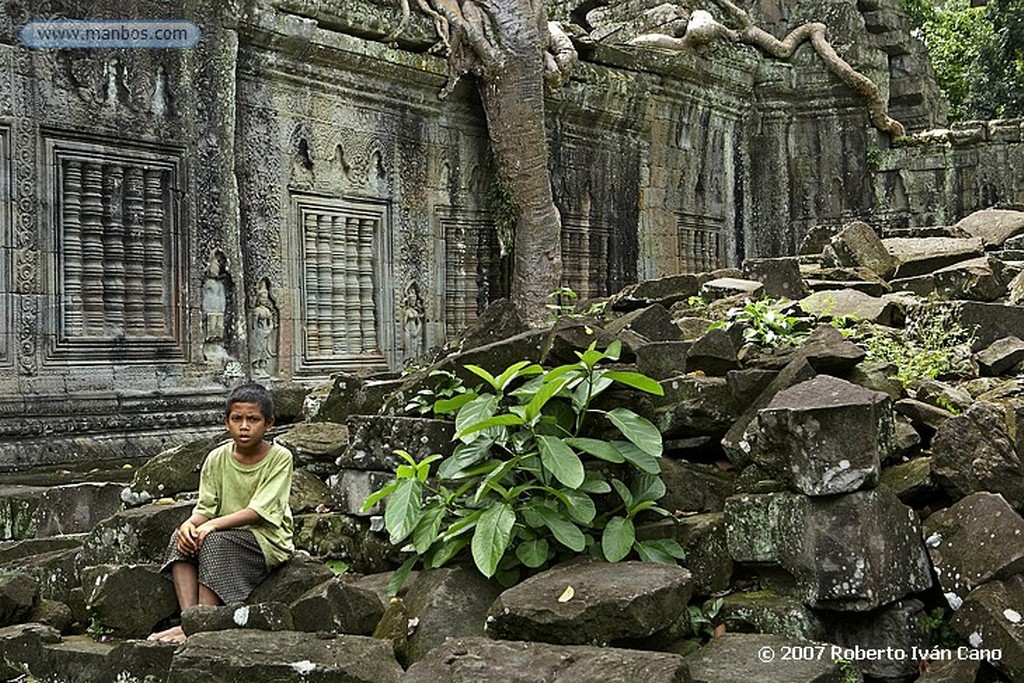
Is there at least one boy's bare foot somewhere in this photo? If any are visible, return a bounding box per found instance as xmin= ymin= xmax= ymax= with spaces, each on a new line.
xmin=147 ymin=625 xmax=186 ymax=644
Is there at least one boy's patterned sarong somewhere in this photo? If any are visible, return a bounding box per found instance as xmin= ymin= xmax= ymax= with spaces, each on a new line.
xmin=159 ymin=528 xmax=268 ymax=604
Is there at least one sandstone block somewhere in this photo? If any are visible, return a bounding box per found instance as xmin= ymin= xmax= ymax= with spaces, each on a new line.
xmin=485 ymin=561 xmax=692 ymax=645
xmin=0 ymin=486 xmax=48 ymax=540
xmin=247 ymin=553 xmax=336 ymax=606
xmin=0 ymin=623 xmax=60 ymax=680
xmin=276 ymin=421 xmax=348 ymax=477
xmin=637 ymin=515 xmax=732 ymax=594
xmin=0 ymin=573 xmax=38 ymax=626
xmin=883 ymin=236 xmax=985 ymax=279
xmin=717 ymin=589 xmax=825 ymax=640
xmin=825 ymin=599 xmax=928 ymax=680
xmin=78 ymin=500 xmax=192 ymax=567
xmin=799 ymin=289 xmax=894 ymax=324
xmin=337 ymin=416 xmax=455 ymax=472
xmin=686 ymin=328 xmax=739 ymax=376
xmin=827 ymin=220 xmax=896 ymax=279
xmin=686 ymin=633 xmax=863 ymax=683
xmin=604 ymin=304 xmax=682 ymax=342
xmin=82 ymin=564 xmax=177 ymax=639
xmin=655 ymin=375 xmax=738 ymax=439
xmin=742 ymin=257 xmax=808 ymax=299
xmin=951 ymin=576 xmax=1024 ymax=682
xmin=290 ymin=577 xmax=383 ymax=635
xmin=976 ymin=336 xmax=1024 ymax=376
xmin=954 ymin=208 xmax=1024 ymax=247
xmin=33 ymin=483 xmax=124 ymax=538
xmin=182 ymin=602 xmax=294 ymax=635
xmin=700 ymin=277 xmax=764 ymax=301
xmin=635 ymin=340 xmax=691 ymax=380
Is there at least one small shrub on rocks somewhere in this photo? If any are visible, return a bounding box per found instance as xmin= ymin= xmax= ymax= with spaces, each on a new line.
xmin=365 ymin=342 xmax=684 ymax=590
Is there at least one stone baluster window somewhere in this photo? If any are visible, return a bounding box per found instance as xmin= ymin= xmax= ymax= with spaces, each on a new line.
xmin=47 ymin=136 xmax=184 ymax=360
xmin=561 ymin=217 xmax=610 ymax=300
xmin=676 ymin=211 xmax=724 ymax=274
xmin=293 ymin=195 xmax=391 ymax=372
xmin=438 ymin=209 xmax=506 ymax=340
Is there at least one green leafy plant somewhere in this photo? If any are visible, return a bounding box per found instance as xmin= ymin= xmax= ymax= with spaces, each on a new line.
xmin=916 ymin=607 xmax=962 ymax=648
xmin=402 ymin=370 xmax=468 ymax=416
xmin=364 ymin=341 xmax=683 ymax=591
xmin=862 ymin=306 xmax=975 ymax=385
xmin=324 ymin=559 xmax=350 ymax=575
xmin=86 ymin=618 xmax=114 ymax=641
xmin=546 ymin=286 xmax=580 ymax=319
xmin=686 ymin=597 xmax=725 ymax=639
xmin=712 ymin=298 xmax=808 ymax=348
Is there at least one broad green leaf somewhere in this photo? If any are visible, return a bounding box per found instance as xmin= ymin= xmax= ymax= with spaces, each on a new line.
xmin=473 ymin=458 xmax=516 ymax=503
xmin=412 ymin=505 xmax=445 ymax=554
xmin=544 ymin=364 xmax=585 ymax=384
xmin=566 ymin=437 xmax=625 ymax=463
xmin=634 ymin=538 xmax=686 ymax=565
xmin=439 ymin=509 xmax=484 ymax=540
xmin=577 ymin=474 xmax=612 ymax=494
xmin=563 ymin=490 xmax=596 ymax=525
xmin=455 ymin=394 xmax=498 ymax=442
xmin=396 ymin=464 xmax=416 ymax=479
xmin=387 ymin=555 xmax=418 ymax=596
xmin=360 ymin=479 xmax=398 ymax=511
xmin=632 ymin=472 xmax=666 ymax=503
xmin=603 ymin=340 xmax=622 ymax=361
xmin=525 ymin=377 xmax=568 ymax=423
xmin=605 ymin=408 xmax=663 ymax=457
xmin=602 ymin=516 xmax=635 ymax=562
xmin=611 ymin=478 xmax=634 ymax=509
xmin=516 ymin=538 xmax=550 ymax=568
xmin=537 ymin=435 xmax=585 ymax=489
xmin=536 ymin=506 xmax=586 ymax=552
xmin=495 ymin=361 xmax=543 ymax=391
xmin=384 ymin=477 xmax=422 ymax=545
xmin=572 ymin=375 xmax=613 ymax=413
xmin=426 ymin=537 xmax=468 ymax=568
xmin=433 ymin=391 xmax=477 ymax=415
xmin=604 ymin=370 xmax=665 ymax=396
xmin=415 ymin=454 xmax=443 ymax=482
xmin=613 ymin=440 xmax=661 ymax=475
xmin=471 ymin=503 xmax=516 ymax=578
xmin=464 ymin=364 xmax=499 ymax=390
xmin=455 ymin=413 xmax=525 ymax=440
xmin=578 ymin=343 xmax=605 ymax=368
xmin=395 ymin=449 xmax=418 ymax=466
xmin=438 ymin=437 xmax=495 ymax=480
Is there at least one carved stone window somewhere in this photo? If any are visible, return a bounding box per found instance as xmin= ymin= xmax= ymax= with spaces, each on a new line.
xmin=44 ymin=134 xmax=185 ymax=360
xmin=292 ymin=194 xmax=392 ymax=372
xmin=437 ymin=208 xmax=508 ymax=339
xmin=676 ymin=211 xmax=725 ymax=273
xmin=562 ymin=216 xmax=611 ymax=300
xmin=0 ymin=125 xmax=9 ymax=367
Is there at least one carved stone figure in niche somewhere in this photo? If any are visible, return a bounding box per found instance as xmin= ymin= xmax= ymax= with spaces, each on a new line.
xmin=251 ymin=278 xmax=279 ymax=378
xmin=401 ymin=280 xmax=425 ymax=361
xmin=201 ymin=251 xmax=234 ymax=368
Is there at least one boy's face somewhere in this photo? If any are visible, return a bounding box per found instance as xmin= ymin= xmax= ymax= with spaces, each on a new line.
xmin=225 ymin=401 xmax=273 ymax=447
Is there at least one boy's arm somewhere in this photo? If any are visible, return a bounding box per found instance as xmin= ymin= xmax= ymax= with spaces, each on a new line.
xmin=194 ymin=507 xmax=261 ymax=544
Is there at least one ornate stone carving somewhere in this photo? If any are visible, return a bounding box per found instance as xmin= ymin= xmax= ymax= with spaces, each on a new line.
xmin=676 ymin=211 xmax=725 ymax=273
xmin=561 ymin=215 xmax=611 ymax=300
xmin=291 ymin=193 xmax=391 ymax=372
xmin=400 ymin=280 xmax=424 ymax=362
xmin=0 ymin=125 xmax=9 ymax=367
xmin=437 ymin=207 xmax=504 ymax=339
xmin=44 ymin=133 xmax=185 ymax=359
xmin=201 ymin=250 xmax=232 ymax=366
xmin=250 ymin=277 xmax=278 ymax=379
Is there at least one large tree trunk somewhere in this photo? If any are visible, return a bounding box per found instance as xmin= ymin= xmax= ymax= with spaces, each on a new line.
xmin=475 ymin=2 xmax=562 ymax=326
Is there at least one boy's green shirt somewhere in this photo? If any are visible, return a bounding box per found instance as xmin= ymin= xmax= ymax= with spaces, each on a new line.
xmin=194 ymin=441 xmax=295 ymax=569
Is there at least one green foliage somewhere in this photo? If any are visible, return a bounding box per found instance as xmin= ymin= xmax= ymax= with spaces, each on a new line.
xmin=364 ymin=342 xmax=683 ymax=591
xmin=902 ymin=0 xmax=1024 ymax=121
xmin=686 ymin=295 xmax=710 ymax=312
xmin=862 ymin=306 xmax=975 ymax=385
xmin=324 ymin=559 xmax=350 ymax=575
xmin=402 ymin=370 xmax=468 ymax=416
xmin=546 ymin=286 xmax=579 ymax=319
xmin=712 ymin=298 xmax=808 ymax=348
xmin=916 ymin=607 xmax=962 ymax=648
xmin=86 ymin=618 xmax=114 ymax=641
xmin=685 ymin=597 xmax=724 ymax=640
xmin=835 ymin=658 xmax=861 ymax=683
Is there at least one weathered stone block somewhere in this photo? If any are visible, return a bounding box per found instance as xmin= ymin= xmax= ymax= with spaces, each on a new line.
xmin=686 ymin=633 xmax=863 ymax=683
xmin=37 ymin=636 xmax=113 ymax=683
xmin=799 ymin=289 xmax=894 ymax=324
xmin=33 ymin=483 xmax=124 ymax=538
xmin=742 ymin=257 xmax=808 ymax=299
xmin=0 ymin=486 xmax=48 ymax=540
xmin=824 ymin=599 xmax=928 ymax=680
xmin=399 ymin=565 xmax=502 ymax=664
xmin=612 ymin=273 xmax=702 ymax=310
xmin=635 ymin=341 xmax=690 ymax=380
xmin=182 ymin=603 xmax=294 ymax=635
xmin=725 ymin=492 xmax=789 ymax=564
xmin=289 ymin=469 xmax=334 ymax=513
xmin=167 ymin=629 xmax=403 ymax=683
xmin=954 ymin=208 xmax=1024 ymax=248
xmin=78 ymin=500 xmax=193 ymax=567
xmin=290 ymin=577 xmax=383 ymax=635
xmin=826 ymin=220 xmax=896 ymax=279
xmin=655 ymin=375 xmax=739 ymax=439
xmin=954 ymin=301 xmax=1024 ymax=350
xmin=4 ymin=548 xmax=80 ymax=604
xmin=82 ymin=564 xmax=177 ymax=639
xmin=292 ymin=513 xmax=396 ymax=574
xmin=485 ymin=561 xmax=692 ymax=645
xmin=604 ymin=304 xmax=682 ymax=342
xmin=0 ymin=573 xmax=38 ymax=626
xmin=247 ymin=553 xmax=336 ymax=606
xmin=700 ymin=277 xmax=764 ymax=301
xmin=126 ymin=434 xmax=227 ymax=502
xmin=793 ymin=325 xmax=866 ymax=373
xmin=26 ymin=599 xmax=72 ymax=634
xmin=977 ymin=336 xmax=1024 ymax=376
xmin=276 ymin=421 xmax=349 ymax=476
xmin=337 ymin=415 xmax=455 ymax=471
xmin=307 ymin=372 xmax=404 ymax=424
xmin=931 ymin=401 xmax=1024 ymax=510
xmin=930 ymin=255 xmax=1007 ymax=301
xmin=105 ymin=639 xmax=177 ymax=683
xmin=951 ymin=576 xmax=1024 ymax=682
xmin=658 ymin=461 xmax=735 ymax=515
xmin=0 ymin=623 xmax=60 ymax=681
xmin=403 ymin=636 xmax=691 ymax=683
xmin=717 ymin=589 xmax=825 ymax=640
xmin=779 ymin=488 xmax=932 ymax=610
xmin=686 ymin=328 xmax=739 ymax=376
xmin=328 ymin=469 xmax=393 ymax=517
xmin=753 ymin=376 xmax=892 ymax=496
xmin=883 ymin=236 xmax=985 ymax=279
xmin=923 ymin=492 xmax=1024 ymax=609
xmin=880 ymin=456 xmax=936 ymax=505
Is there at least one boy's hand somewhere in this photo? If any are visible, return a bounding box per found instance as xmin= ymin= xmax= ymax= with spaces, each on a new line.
xmin=177 ymin=521 xmax=199 ymax=556
xmin=194 ymin=520 xmax=218 ymax=548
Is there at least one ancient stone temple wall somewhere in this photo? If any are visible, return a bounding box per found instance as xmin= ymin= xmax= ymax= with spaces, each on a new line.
xmin=0 ymin=0 xmax=1016 ymax=469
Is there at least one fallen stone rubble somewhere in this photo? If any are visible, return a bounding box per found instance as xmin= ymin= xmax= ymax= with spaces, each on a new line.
xmin=2 ymin=208 xmax=1024 ymax=681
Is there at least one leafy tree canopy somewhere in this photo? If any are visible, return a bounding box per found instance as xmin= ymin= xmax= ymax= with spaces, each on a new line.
xmin=904 ymin=0 xmax=1024 ymax=121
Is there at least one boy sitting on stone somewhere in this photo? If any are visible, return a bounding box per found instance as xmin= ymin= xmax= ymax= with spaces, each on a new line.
xmin=149 ymin=383 xmax=294 ymax=644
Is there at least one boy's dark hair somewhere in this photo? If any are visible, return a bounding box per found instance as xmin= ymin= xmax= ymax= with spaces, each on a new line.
xmin=225 ymin=383 xmax=274 ymax=421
